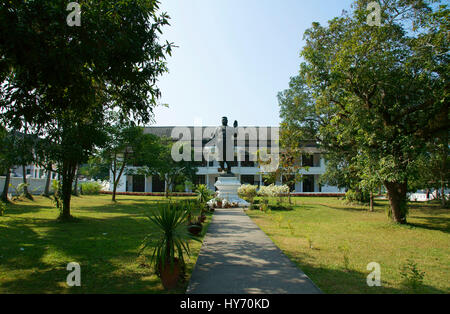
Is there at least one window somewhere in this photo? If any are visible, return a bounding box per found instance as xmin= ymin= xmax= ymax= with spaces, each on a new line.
xmin=303 ymin=175 xmax=315 ymax=192
xmin=241 ymin=175 xmax=255 ymax=185
xmin=313 ymin=154 xmax=321 ymax=167
xmin=194 ymin=175 xmax=206 ymax=185
xmin=302 ymin=154 xmax=314 ymax=167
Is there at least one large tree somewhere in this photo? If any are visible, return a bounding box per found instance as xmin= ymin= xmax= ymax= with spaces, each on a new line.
xmin=0 ymin=127 xmax=21 ymax=202
xmin=0 ymin=1 xmax=173 ymax=220
xmin=280 ymin=0 xmax=448 ymax=223
xmin=101 ymin=124 xmax=146 ymax=202
xmin=136 ymin=136 xmax=197 ymax=198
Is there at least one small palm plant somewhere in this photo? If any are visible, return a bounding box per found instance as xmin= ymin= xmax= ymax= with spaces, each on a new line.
xmin=0 ymin=201 xmax=6 ymax=216
xmin=195 ymin=184 xmax=212 ymax=204
xmin=141 ymin=203 xmax=200 ymax=289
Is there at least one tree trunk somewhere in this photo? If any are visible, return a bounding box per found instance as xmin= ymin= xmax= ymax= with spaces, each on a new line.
xmin=43 ymin=168 xmax=52 ymax=197
xmin=112 ymin=181 xmax=118 ymax=202
xmin=72 ymin=165 xmax=79 ymax=196
xmin=439 ymin=104 xmax=448 ymax=207
xmin=165 ymin=178 xmax=170 ymax=198
xmin=369 ymin=191 xmax=374 ymax=212
xmin=60 ymin=159 xmax=77 ymax=221
xmin=1 ymin=167 xmax=11 ymax=203
xmin=112 ymin=162 xmax=126 ymax=202
xmin=22 ymin=165 xmax=33 ymax=200
xmin=384 ymin=181 xmax=408 ymax=224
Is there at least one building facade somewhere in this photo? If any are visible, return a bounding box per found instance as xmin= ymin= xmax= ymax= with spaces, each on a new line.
xmin=110 ymin=126 xmax=343 ymax=194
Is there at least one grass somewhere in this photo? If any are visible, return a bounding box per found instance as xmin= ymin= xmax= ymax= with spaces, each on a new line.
xmin=246 ymin=197 xmax=450 ymax=294
xmin=0 ymin=194 xmax=210 ymax=294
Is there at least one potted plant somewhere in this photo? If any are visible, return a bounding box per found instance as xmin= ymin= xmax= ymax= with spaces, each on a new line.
xmin=188 ymin=216 xmax=203 ymax=236
xmin=140 ymin=204 xmax=200 ymax=290
xmin=195 ymin=184 xmax=213 ymax=204
xmin=215 ymin=197 xmax=223 ymax=208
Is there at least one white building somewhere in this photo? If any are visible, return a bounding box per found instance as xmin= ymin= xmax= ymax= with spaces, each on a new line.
xmin=110 ymin=126 xmax=343 ymax=194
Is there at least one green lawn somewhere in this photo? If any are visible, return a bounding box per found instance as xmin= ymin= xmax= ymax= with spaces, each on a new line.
xmin=246 ymin=197 xmax=450 ymax=294
xmin=0 ymin=195 xmax=210 ymax=294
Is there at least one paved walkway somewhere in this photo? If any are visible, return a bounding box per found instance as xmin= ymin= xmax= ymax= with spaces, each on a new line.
xmin=187 ymin=208 xmax=322 ymax=294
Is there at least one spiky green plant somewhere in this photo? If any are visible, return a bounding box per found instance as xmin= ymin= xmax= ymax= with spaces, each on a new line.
xmin=195 ymin=184 xmax=212 ymax=204
xmin=141 ymin=203 xmax=200 ymax=274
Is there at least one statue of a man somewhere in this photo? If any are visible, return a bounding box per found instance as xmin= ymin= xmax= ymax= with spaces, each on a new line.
xmin=211 ymin=117 xmax=238 ymax=174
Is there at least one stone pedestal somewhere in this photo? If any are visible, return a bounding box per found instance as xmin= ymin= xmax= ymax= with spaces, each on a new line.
xmin=209 ymin=176 xmax=249 ymax=207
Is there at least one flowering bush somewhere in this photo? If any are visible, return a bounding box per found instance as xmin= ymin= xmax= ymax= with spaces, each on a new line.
xmin=222 ymin=200 xmax=239 ymax=208
xmin=258 ymin=184 xmax=289 ymax=197
xmin=238 ymin=184 xmax=258 ymax=204
xmin=258 ymin=184 xmax=290 ymax=205
xmin=258 ymin=184 xmax=276 ymax=198
xmin=100 ymin=191 xmax=196 ymax=197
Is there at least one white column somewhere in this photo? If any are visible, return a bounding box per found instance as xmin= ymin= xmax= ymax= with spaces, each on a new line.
xmin=259 ymin=174 xmax=263 ymax=187
xmin=144 ymin=176 xmax=147 ymax=192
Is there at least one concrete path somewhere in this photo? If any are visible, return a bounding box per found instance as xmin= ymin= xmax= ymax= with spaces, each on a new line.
xmin=187 ymin=208 xmax=322 ymax=294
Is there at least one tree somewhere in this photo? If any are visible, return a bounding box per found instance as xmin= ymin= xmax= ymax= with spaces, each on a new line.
xmin=102 ymin=124 xmax=145 ymax=202
xmin=281 ymin=0 xmax=448 ymax=223
xmin=137 ymin=137 xmax=197 ymax=198
xmin=35 ymin=137 xmax=59 ymax=197
xmin=16 ymin=126 xmax=36 ymax=200
xmin=79 ymin=157 xmax=110 ymax=181
xmin=0 ymin=0 xmax=173 ymax=220
xmin=0 ymin=127 xmax=21 ymax=203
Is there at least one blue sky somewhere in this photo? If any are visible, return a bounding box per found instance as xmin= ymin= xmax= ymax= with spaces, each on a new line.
xmin=153 ymin=0 xmax=354 ymax=127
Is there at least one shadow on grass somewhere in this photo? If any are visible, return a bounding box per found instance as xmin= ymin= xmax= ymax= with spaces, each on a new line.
xmin=407 ymin=215 xmax=450 ymax=234
xmin=284 ymin=251 xmax=447 ymax=294
xmin=3 ymin=202 xmax=55 ymax=216
xmin=0 ymin=202 xmax=210 ymax=294
xmin=0 ymin=214 xmax=168 ymax=293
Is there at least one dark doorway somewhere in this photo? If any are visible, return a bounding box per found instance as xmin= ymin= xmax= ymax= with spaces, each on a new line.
xmin=283 ymin=175 xmax=296 ymax=192
xmin=152 ymin=175 xmax=165 ymax=192
xmin=303 ymin=175 xmax=315 ymax=192
xmin=302 ymin=154 xmax=314 ymax=167
xmin=133 ymin=175 xmax=145 ymax=192
xmin=194 ymin=175 xmax=206 ymax=185
xmin=241 ymin=175 xmax=255 ymax=185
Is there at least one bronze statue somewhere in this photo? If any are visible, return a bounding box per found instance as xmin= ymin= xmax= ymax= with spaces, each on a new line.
xmin=211 ymin=117 xmax=238 ymax=174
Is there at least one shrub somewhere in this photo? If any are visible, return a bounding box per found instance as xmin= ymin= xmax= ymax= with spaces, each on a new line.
xmin=195 ymin=184 xmax=213 ymax=204
xmin=258 ymin=184 xmax=290 ymax=204
xmin=345 ymin=189 xmax=370 ymax=204
xmin=140 ymin=203 xmax=200 ymax=276
xmin=258 ymin=184 xmax=276 ymax=198
xmin=10 ymin=183 xmax=31 ymax=201
xmin=238 ymin=184 xmax=258 ymax=204
xmin=51 ymin=180 xmax=62 ymax=212
xmin=174 ymin=184 xmax=185 ymax=192
xmin=400 ymin=259 xmax=425 ymax=291
xmin=80 ymin=181 xmax=102 ymax=195
xmin=0 ymin=201 xmax=6 ymax=216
